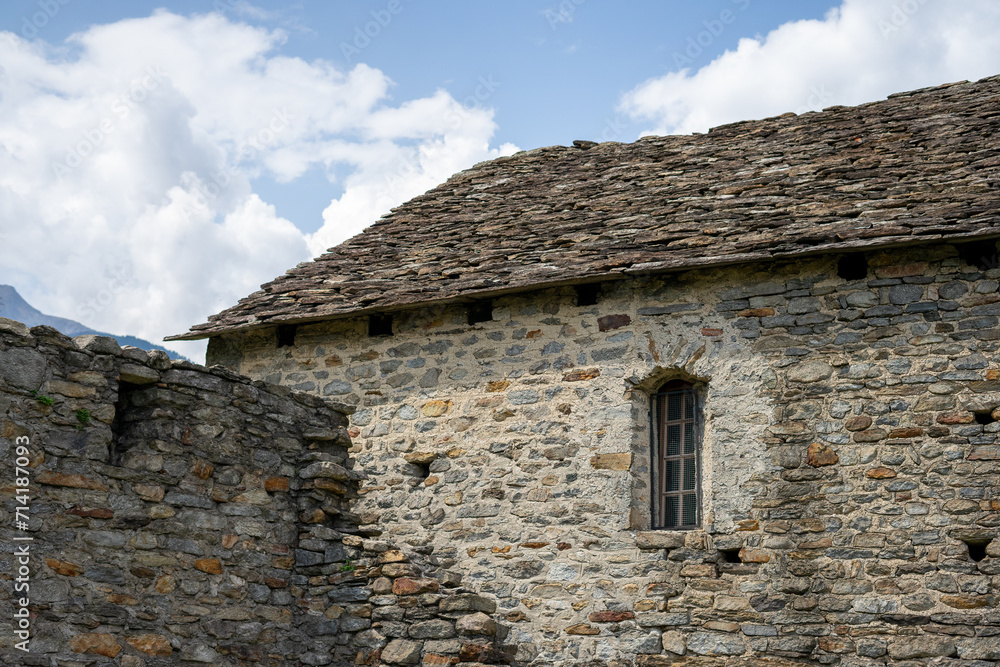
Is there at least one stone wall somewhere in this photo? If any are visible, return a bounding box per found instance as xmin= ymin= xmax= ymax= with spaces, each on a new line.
xmin=211 ymin=242 xmax=1000 ymax=665
xmin=0 ymin=320 xmax=511 ymax=666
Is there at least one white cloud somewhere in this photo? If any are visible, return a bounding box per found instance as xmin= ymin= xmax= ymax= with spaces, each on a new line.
xmin=0 ymin=10 xmax=513 ymax=361
xmin=619 ymin=0 xmax=1000 ymax=136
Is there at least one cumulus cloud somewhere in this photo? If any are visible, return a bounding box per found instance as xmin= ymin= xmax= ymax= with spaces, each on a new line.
xmin=0 ymin=10 xmax=513 ymax=360
xmin=620 ymin=0 xmax=1000 ymax=136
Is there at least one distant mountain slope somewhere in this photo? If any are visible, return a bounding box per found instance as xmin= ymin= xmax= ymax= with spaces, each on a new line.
xmin=0 ymin=285 xmax=186 ymax=360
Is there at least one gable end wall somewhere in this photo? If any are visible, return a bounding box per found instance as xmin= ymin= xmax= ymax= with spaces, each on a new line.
xmin=213 ymin=243 xmax=1000 ymax=665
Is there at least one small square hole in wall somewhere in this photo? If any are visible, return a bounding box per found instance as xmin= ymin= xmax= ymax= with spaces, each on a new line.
xmin=965 ymin=540 xmax=988 ymax=562
xmin=974 ymin=411 xmax=997 ymax=426
xmin=718 ymin=548 xmax=742 ymax=564
xmin=276 ymin=324 xmax=298 ymax=348
xmin=467 ymin=299 xmax=493 ymax=326
xmin=955 ymin=240 xmax=999 ymax=272
xmin=368 ymin=313 xmax=393 ymax=337
xmin=574 ymin=283 xmax=600 ymax=307
xmin=837 ymin=253 xmax=868 ymax=281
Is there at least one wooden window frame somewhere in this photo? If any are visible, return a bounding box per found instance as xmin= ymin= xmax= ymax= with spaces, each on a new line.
xmin=649 ymin=380 xmax=702 ymax=530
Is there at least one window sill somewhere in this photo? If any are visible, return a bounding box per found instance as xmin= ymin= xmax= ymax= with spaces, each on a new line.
xmin=636 ymin=529 xmax=707 ymax=550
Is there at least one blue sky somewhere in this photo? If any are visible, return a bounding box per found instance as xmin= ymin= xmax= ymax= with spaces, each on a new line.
xmin=1 ymin=0 xmax=840 ymax=232
xmin=1 ymin=0 xmax=999 ymax=360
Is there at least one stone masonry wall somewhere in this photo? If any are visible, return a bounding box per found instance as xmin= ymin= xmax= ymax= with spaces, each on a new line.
xmin=0 ymin=320 xmax=512 ymax=666
xmin=211 ymin=242 xmax=1000 ymax=665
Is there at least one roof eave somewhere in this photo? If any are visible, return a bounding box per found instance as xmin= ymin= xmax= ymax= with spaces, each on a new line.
xmin=167 ymin=226 xmax=1000 ymax=342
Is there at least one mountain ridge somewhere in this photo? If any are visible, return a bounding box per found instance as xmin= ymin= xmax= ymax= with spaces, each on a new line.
xmin=0 ymin=285 xmax=186 ymax=360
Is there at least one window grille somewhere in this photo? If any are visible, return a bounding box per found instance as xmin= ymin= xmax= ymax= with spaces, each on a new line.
xmin=651 ymin=380 xmax=700 ymax=529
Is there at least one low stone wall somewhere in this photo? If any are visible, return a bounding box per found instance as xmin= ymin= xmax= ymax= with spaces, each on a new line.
xmin=0 ymin=319 xmax=512 ymax=666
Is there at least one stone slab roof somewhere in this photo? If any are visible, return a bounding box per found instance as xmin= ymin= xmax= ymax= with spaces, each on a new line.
xmin=170 ymin=75 xmax=1000 ymax=340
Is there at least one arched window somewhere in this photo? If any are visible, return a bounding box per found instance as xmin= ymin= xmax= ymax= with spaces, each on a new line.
xmin=650 ymin=380 xmax=701 ymax=529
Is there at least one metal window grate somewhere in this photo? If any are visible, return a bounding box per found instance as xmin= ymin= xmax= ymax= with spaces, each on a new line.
xmin=651 ymin=381 xmax=700 ymax=529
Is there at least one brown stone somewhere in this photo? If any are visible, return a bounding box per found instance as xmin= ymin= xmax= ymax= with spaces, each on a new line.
xmin=126 ymin=634 xmax=172 ymax=656
xmin=806 ymin=442 xmax=839 ymax=467
xmin=867 ymin=467 xmax=897 ymax=479
xmin=520 ymin=542 xmax=550 ymax=549
xmin=194 ymin=558 xmax=223 ymax=574
xmin=853 ymin=428 xmax=887 ymax=442
xmin=378 ymin=549 xmax=408 ymax=564
xmin=70 ymin=633 xmax=121 ymax=658
xmin=701 ymin=328 xmax=724 ymax=336
xmin=589 ymin=610 xmax=635 ymax=623
xmin=46 ymin=558 xmax=84 ymax=576
xmin=680 ymin=563 xmax=718 ymax=577
xmin=134 ymin=483 xmax=165 ymax=502
xmin=845 ymin=415 xmax=872 ymax=431
xmin=314 ymin=478 xmax=350 ymax=494
xmin=888 ymin=427 xmax=924 ymax=438
xmin=107 ymin=593 xmax=137 ymax=605
xmin=404 ymin=452 xmax=438 ymax=465
xmin=456 ymin=612 xmax=497 ymax=636
xmin=154 ymin=575 xmax=176 ymax=593
xmin=799 ymin=537 xmax=832 ymax=549
xmin=590 ymin=453 xmax=631 ymax=470
xmin=272 ymin=556 xmax=294 ymax=570
xmin=459 ymin=643 xmax=510 ymax=663
xmin=192 ymin=459 xmax=214 ymax=479
xmin=486 ymin=380 xmax=510 ymax=392
xmin=819 ymin=636 xmax=856 ymax=653
xmin=222 ymin=534 xmax=239 ymax=549
xmin=301 ymin=508 xmax=326 ymax=523
xmin=2 ymin=419 xmax=29 ymax=439
xmin=393 ymin=577 xmax=440 ymax=596
xmin=940 ymin=594 xmax=992 ymax=609
xmin=969 ymin=446 xmax=1000 ymax=460
xmin=598 ymin=314 xmax=631 ymax=331
xmin=738 ymin=548 xmax=771 ymax=563
xmin=563 ymin=368 xmax=601 ymax=382
xmin=264 ymin=476 xmax=289 ymax=492
xmin=422 ymin=400 xmax=451 ymax=417
xmin=565 ymin=623 xmax=600 ymax=635
xmin=739 ymin=308 xmax=774 ymax=317
xmin=736 ymin=519 xmax=759 ymax=531
xmin=937 ymin=411 xmax=975 ymax=424
xmin=36 ymin=471 xmax=107 ymax=491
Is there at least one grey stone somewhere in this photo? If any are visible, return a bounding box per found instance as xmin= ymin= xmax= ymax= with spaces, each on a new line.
xmin=686 ymin=632 xmax=747 ymax=656
xmin=408 ymin=620 xmax=455 ymax=639
xmin=0 ymin=348 xmax=46 ymax=391
xmin=888 ymin=636 xmax=956 ymax=659
xmin=787 ymin=360 xmax=832 ymax=383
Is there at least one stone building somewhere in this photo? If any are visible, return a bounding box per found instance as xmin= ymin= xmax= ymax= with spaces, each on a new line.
xmin=168 ymin=77 xmax=1000 ymax=664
